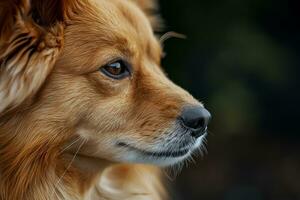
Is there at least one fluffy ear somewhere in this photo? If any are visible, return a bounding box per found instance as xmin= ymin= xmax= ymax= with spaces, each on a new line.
xmin=0 ymin=0 xmax=65 ymax=115
xmin=129 ymin=0 xmax=163 ymax=31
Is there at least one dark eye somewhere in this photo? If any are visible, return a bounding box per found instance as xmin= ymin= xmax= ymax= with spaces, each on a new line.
xmin=100 ymin=60 xmax=131 ymax=79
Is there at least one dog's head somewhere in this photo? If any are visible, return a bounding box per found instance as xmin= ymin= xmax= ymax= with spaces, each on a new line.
xmin=0 ymin=0 xmax=210 ymax=166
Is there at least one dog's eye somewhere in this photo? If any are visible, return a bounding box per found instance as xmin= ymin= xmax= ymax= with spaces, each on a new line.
xmin=100 ymin=60 xmax=130 ymax=79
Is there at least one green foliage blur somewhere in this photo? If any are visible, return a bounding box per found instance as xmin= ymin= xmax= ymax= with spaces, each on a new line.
xmin=159 ymin=0 xmax=300 ymax=199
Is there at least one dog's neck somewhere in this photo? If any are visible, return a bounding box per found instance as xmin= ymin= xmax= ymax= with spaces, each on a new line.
xmin=0 ymin=114 xmax=104 ymax=200
xmin=0 ymin=114 xmax=166 ymax=200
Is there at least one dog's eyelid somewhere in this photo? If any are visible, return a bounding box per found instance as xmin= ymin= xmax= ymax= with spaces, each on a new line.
xmin=104 ymin=57 xmax=132 ymax=70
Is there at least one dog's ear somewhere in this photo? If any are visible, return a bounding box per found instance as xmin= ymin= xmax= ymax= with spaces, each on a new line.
xmin=0 ymin=0 xmax=69 ymax=115
xmin=129 ymin=0 xmax=163 ymax=31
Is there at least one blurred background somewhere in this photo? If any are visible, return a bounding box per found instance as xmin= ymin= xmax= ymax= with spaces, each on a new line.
xmin=158 ymin=0 xmax=300 ymax=199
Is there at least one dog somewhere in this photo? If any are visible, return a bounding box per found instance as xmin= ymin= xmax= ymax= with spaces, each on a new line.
xmin=0 ymin=0 xmax=211 ymax=199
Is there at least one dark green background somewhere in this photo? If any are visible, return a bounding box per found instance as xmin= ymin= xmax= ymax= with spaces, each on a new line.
xmin=158 ymin=0 xmax=300 ymax=199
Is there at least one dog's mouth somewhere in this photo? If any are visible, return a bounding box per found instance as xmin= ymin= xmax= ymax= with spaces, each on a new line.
xmin=117 ymin=142 xmax=190 ymax=158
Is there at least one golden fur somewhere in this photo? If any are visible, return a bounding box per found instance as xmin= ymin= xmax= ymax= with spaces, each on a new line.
xmin=0 ymin=0 xmax=205 ymax=199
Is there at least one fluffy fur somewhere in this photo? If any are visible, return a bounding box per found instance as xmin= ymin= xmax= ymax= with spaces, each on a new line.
xmin=0 ymin=0 xmax=206 ymax=199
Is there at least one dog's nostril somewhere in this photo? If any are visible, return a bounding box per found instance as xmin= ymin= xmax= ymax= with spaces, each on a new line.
xmin=196 ymin=118 xmax=205 ymax=129
xmin=180 ymin=106 xmax=211 ymax=137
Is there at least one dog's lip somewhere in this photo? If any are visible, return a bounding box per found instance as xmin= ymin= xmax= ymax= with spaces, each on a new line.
xmin=117 ymin=142 xmax=190 ymax=158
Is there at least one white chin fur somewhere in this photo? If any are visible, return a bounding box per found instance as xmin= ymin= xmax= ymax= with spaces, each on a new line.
xmin=117 ymin=135 xmax=206 ymax=167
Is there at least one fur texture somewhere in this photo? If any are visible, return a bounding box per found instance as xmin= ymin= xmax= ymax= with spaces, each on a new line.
xmin=0 ymin=0 xmax=206 ymax=199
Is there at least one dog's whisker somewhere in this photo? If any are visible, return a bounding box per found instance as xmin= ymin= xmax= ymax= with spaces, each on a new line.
xmin=207 ymin=130 xmax=215 ymax=136
xmin=163 ymin=162 xmax=182 ymax=180
xmin=59 ymin=137 xmax=81 ymax=154
xmin=159 ymin=31 xmax=187 ymax=45
xmin=188 ymin=154 xmax=197 ymax=164
xmin=52 ymin=138 xmax=86 ymax=197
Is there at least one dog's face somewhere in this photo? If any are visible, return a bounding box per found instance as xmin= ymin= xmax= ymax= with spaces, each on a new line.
xmin=0 ymin=0 xmax=210 ymax=166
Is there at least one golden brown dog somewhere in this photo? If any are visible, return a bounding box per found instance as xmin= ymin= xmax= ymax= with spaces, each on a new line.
xmin=0 ymin=0 xmax=211 ymax=199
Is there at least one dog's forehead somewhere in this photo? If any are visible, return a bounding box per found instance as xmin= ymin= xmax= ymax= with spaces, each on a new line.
xmin=87 ymin=0 xmax=161 ymax=57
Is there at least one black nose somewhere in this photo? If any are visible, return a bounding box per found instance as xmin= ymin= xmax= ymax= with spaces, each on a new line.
xmin=180 ymin=106 xmax=211 ymax=137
